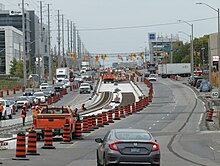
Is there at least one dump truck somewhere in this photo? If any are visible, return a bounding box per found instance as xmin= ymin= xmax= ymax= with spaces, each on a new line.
xmin=34 ymin=106 xmax=77 ymax=140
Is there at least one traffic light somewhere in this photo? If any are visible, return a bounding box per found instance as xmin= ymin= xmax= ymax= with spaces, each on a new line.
xmin=95 ymin=55 xmax=99 ymax=62
xmin=71 ymin=52 xmax=77 ymax=60
xmin=101 ymin=54 xmax=107 ymax=60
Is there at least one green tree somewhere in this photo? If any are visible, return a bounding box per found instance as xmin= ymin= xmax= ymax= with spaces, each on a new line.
xmin=15 ymin=61 xmax=24 ymax=78
xmin=10 ymin=58 xmax=17 ymax=76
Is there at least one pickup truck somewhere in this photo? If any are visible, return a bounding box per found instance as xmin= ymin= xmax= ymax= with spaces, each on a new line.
xmin=34 ymin=106 xmax=77 ymax=140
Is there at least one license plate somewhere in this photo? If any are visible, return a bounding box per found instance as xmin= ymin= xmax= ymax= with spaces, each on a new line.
xmin=130 ymin=148 xmax=140 ymax=153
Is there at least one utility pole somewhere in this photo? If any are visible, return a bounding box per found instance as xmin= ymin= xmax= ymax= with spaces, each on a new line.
xmin=57 ymin=10 xmax=61 ymax=67
xmin=47 ymin=4 xmax=52 ymax=82
xmin=22 ymin=0 xmax=27 ymax=86
xmin=77 ymin=30 xmax=81 ymax=70
xmin=73 ymin=24 xmax=76 ymax=54
xmin=70 ymin=21 xmax=73 ymax=53
xmin=62 ymin=14 xmax=65 ymax=67
xmin=67 ymin=19 xmax=70 ymax=68
xmin=40 ymin=1 xmax=44 ymax=80
xmin=170 ymin=34 xmax=173 ymax=64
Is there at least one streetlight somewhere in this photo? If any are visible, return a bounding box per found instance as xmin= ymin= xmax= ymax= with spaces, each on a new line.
xmin=196 ymin=2 xmax=220 ymax=96
xmin=178 ymin=20 xmax=194 ymax=76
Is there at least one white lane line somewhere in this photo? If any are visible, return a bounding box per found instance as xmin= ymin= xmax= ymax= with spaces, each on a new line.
xmin=162 ymin=117 xmax=165 ymax=119
xmin=156 ymin=120 xmax=159 ymax=123
xmin=167 ymin=114 xmax=169 ymax=116
xmin=149 ymin=127 xmax=152 ymax=130
xmin=153 ymin=123 xmax=156 ymax=126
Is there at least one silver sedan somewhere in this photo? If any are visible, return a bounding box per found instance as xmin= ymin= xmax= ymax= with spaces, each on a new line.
xmin=95 ymin=128 xmax=160 ymax=166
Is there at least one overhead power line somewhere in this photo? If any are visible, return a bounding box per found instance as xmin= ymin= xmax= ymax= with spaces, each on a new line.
xmin=78 ymin=16 xmax=217 ymax=31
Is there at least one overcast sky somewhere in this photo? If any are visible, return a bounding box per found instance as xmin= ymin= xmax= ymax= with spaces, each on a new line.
xmin=2 ymin=0 xmax=220 ymax=54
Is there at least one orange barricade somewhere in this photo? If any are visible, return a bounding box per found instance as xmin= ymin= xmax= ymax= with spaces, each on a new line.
xmin=27 ymin=129 xmax=40 ymax=155
xmin=114 ymin=107 xmax=120 ymax=120
xmin=120 ymin=106 xmax=126 ymax=118
xmin=132 ymin=103 xmax=136 ymax=113
xmin=12 ymin=132 xmax=29 ymax=160
xmin=82 ymin=117 xmax=90 ymax=133
xmin=107 ymin=111 xmax=114 ymax=123
xmin=74 ymin=120 xmax=83 ymax=138
xmin=88 ymin=116 xmax=94 ymax=131
xmin=41 ymin=128 xmax=56 ymax=149
xmin=61 ymin=123 xmax=73 ymax=144
xmin=127 ymin=104 xmax=132 ymax=115
xmin=135 ymin=101 xmax=139 ymax=112
xmin=102 ymin=112 xmax=109 ymax=125
xmin=92 ymin=115 xmax=99 ymax=129
xmin=206 ymin=109 xmax=214 ymax=121
xmin=97 ymin=113 xmax=104 ymax=127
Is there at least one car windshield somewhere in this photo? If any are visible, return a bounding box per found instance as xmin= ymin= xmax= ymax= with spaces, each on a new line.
xmin=34 ymin=93 xmax=44 ymax=96
xmin=25 ymin=89 xmax=33 ymax=92
xmin=81 ymin=83 xmax=89 ymax=87
xmin=17 ymin=97 xmax=27 ymax=101
xmin=115 ymin=131 xmax=151 ymax=140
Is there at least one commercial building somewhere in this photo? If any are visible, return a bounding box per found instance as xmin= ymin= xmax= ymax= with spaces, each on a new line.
xmin=148 ymin=33 xmax=179 ymax=64
xmin=0 ymin=6 xmax=48 ymax=75
xmin=0 ymin=26 xmax=23 ymax=74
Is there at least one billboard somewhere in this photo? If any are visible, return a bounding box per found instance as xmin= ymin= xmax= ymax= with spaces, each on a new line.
xmin=148 ymin=33 xmax=156 ymax=40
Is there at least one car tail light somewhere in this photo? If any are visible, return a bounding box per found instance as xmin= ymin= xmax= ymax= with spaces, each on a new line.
xmin=149 ymin=142 xmax=159 ymax=152
xmin=109 ymin=141 xmax=121 ymax=151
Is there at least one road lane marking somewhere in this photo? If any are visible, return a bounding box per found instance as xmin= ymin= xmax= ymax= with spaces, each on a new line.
xmin=156 ymin=120 xmax=159 ymax=123
xmin=153 ymin=123 xmax=156 ymax=126
xmin=167 ymin=114 xmax=169 ymax=116
xmin=162 ymin=117 xmax=165 ymax=119
xmin=149 ymin=127 xmax=152 ymax=130
xmin=209 ymin=146 xmax=215 ymax=151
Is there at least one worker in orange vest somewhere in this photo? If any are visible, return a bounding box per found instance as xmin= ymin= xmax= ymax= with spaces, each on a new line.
xmin=32 ymin=106 xmax=39 ymax=120
xmin=0 ymin=102 xmax=4 ymax=121
xmin=20 ymin=106 xmax=27 ymax=126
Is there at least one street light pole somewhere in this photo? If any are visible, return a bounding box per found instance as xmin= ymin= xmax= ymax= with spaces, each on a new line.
xmin=22 ymin=0 xmax=27 ymax=87
xmin=196 ymin=2 xmax=220 ymax=97
xmin=178 ymin=20 xmax=194 ymax=76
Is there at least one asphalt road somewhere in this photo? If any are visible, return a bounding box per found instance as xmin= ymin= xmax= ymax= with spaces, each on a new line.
xmin=1 ymin=77 xmax=220 ymax=166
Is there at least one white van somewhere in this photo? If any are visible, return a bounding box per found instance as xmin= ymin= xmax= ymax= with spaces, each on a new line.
xmin=0 ymin=99 xmax=12 ymax=120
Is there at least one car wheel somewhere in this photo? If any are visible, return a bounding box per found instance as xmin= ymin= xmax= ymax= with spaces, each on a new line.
xmin=8 ymin=114 xmax=12 ymax=119
xmin=3 ymin=113 xmax=6 ymax=120
xmin=97 ymin=153 xmax=103 ymax=166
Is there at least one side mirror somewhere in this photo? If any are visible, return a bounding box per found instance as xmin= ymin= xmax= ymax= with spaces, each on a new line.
xmin=155 ymin=139 xmax=157 ymax=142
xmin=6 ymin=105 xmax=9 ymax=107
xmin=95 ymin=138 xmax=103 ymax=143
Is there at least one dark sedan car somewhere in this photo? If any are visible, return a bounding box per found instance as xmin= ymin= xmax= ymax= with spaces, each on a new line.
xmin=23 ymin=88 xmax=34 ymax=96
xmin=53 ymin=82 xmax=65 ymax=92
xmin=95 ymin=129 xmax=160 ymax=166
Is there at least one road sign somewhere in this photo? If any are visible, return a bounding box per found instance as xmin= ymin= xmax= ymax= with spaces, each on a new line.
xmin=211 ymin=92 xmax=218 ymax=98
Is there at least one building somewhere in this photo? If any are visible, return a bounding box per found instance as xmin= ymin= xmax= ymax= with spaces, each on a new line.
xmin=148 ymin=33 xmax=179 ymax=64
xmin=0 ymin=7 xmax=48 ymax=75
xmin=0 ymin=26 xmax=23 ymax=74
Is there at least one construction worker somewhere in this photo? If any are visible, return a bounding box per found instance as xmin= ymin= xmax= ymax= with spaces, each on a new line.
xmin=81 ymin=104 xmax=86 ymax=111
xmin=20 ymin=106 xmax=27 ymax=126
xmin=32 ymin=106 xmax=39 ymax=120
xmin=0 ymin=102 xmax=4 ymax=121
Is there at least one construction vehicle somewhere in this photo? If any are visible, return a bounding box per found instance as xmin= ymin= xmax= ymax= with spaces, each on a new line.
xmin=103 ymin=68 xmax=115 ymax=83
xmin=33 ymin=106 xmax=77 ymax=140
